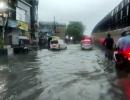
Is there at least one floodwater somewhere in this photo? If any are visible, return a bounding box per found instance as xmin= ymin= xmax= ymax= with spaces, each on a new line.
xmin=0 ymin=45 xmax=128 ymax=100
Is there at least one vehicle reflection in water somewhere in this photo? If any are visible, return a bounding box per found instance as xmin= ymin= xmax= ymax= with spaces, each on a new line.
xmin=0 ymin=52 xmax=44 ymax=100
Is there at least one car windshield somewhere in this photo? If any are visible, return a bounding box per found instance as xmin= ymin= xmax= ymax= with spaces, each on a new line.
xmin=51 ymin=40 xmax=58 ymax=44
xmin=1 ymin=0 xmax=129 ymax=100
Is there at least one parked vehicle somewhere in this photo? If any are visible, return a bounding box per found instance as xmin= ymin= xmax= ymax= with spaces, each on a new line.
xmin=13 ymin=36 xmax=30 ymax=53
xmin=81 ymin=38 xmax=93 ymax=50
xmin=50 ymin=39 xmax=67 ymax=50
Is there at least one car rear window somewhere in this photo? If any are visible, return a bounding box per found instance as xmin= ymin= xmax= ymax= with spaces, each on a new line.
xmin=51 ymin=40 xmax=58 ymax=44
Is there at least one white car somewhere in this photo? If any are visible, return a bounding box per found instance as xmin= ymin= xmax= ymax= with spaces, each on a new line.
xmin=50 ymin=39 xmax=67 ymax=50
xmin=50 ymin=40 xmax=59 ymax=50
xmin=58 ymin=39 xmax=67 ymax=50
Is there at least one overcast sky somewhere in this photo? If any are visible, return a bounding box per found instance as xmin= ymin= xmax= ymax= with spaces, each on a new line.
xmin=38 ymin=0 xmax=122 ymax=34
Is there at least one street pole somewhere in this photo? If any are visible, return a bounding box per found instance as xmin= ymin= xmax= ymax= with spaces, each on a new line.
xmin=2 ymin=16 xmax=5 ymax=44
xmin=54 ymin=16 xmax=56 ymax=34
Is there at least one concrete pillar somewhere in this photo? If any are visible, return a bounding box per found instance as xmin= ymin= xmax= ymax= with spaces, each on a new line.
xmin=5 ymin=45 xmax=13 ymax=56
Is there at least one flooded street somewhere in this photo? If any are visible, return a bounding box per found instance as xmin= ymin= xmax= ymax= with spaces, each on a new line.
xmin=0 ymin=45 xmax=126 ymax=100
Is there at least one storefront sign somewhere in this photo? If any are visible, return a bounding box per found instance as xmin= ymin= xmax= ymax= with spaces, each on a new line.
xmin=16 ymin=1 xmax=31 ymax=24
xmin=8 ymin=20 xmax=17 ymax=28
xmin=16 ymin=7 xmax=26 ymax=22
xmin=17 ymin=21 xmax=29 ymax=31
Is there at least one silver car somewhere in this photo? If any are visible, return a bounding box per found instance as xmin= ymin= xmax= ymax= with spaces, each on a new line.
xmin=50 ymin=39 xmax=67 ymax=50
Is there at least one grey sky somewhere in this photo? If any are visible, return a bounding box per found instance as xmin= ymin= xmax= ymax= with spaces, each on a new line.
xmin=38 ymin=0 xmax=122 ymax=34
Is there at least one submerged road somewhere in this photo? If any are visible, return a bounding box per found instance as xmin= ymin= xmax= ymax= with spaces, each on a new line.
xmin=0 ymin=45 xmax=128 ymax=100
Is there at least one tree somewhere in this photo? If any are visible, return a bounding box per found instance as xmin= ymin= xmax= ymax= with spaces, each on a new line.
xmin=66 ymin=22 xmax=85 ymax=42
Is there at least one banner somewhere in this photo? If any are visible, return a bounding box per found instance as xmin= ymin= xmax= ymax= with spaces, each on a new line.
xmin=8 ymin=20 xmax=17 ymax=28
xmin=17 ymin=21 xmax=29 ymax=31
xmin=16 ymin=7 xmax=26 ymax=22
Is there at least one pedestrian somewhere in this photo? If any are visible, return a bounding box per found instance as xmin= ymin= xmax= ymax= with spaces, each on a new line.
xmin=115 ymin=31 xmax=130 ymax=72
xmin=116 ymin=31 xmax=128 ymax=51
xmin=103 ymin=33 xmax=114 ymax=60
xmin=48 ymin=36 xmax=52 ymax=49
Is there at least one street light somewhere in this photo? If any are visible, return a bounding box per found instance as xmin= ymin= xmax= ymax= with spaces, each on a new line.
xmin=70 ymin=36 xmax=73 ymax=40
xmin=0 ymin=2 xmax=7 ymax=10
xmin=65 ymin=35 xmax=69 ymax=39
xmin=70 ymin=36 xmax=73 ymax=43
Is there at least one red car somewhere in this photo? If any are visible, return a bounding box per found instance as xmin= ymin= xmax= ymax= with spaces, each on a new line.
xmin=81 ymin=37 xmax=93 ymax=50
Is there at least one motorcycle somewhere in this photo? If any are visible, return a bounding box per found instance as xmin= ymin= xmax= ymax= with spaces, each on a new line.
xmin=114 ymin=49 xmax=130 ymax=72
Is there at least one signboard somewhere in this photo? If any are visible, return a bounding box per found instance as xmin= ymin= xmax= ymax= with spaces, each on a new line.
xmin=16 ymin=7 xmax=26 ymax=22
xmin=17 ymin=21 xmax=29 ymax=31
xmin=8 ymin=20 xmax=17 ymax=28
xmin=17 ymin=1 xmax=31 ymax=24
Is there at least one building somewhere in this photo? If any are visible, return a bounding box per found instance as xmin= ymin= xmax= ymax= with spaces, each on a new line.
xmin=39 ymin=22 xmax=54 ymax=37
xmin=0 ymin=0 xmax=38 ymax=46
xmin=39 ymin=21 xmax=66 ymax=39
xmin=55 ymin=24 xmax=66 ymax=39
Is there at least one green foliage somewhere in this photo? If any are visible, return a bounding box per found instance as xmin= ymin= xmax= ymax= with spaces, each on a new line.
xmin=66 ymin=22 xmax=85 ymax=41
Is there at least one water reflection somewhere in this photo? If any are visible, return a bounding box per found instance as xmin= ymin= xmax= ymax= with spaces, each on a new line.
xmin=113 ymin=70 xmax=130 ymax=100
xmin=0 ymin=52 xmax=44 ymax=100
xmin=0 ymin=45 xmax=129 ymax=100
xmin=98 ymin=49 xmax=130 ymax=100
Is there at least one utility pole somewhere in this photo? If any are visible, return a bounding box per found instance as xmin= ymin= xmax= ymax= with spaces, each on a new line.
xmin=53 ymin=16 xmax=56 ymax=34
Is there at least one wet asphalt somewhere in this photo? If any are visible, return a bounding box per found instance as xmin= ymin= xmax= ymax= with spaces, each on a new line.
xmin=0 ymin=45 xmax=128 ymax=100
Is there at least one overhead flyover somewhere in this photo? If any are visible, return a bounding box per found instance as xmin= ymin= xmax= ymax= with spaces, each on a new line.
xmin=92 ymin=0 xmax=130 ymax=45
xmin=93 ymin=0 xmax=130 ymax=33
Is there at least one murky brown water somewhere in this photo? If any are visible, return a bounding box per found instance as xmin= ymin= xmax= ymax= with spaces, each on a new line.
xmin=0 ymin=45 xmax=126 ymax=100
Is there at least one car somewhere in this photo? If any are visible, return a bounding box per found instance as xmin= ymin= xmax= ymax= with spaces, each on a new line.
xmin=58 ymin=39 xmax=67 ymax=50
xmin=50 ymin=40 xmax=59 ymax=50
xmin=81 ymin=38 xmax=93 ymax=50
xmin=50 ymin=39 xmax=67 ymax=50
